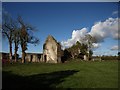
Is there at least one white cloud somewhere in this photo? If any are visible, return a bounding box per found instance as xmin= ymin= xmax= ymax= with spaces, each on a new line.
xmin=61 ymin=17 xmax=119 ymax=49
xmin=61 ymin=28 xmax=88 ymax=49
xmin=90 ymin=17 xmax=119 ymax=41
xmin=92 ymin=43 xmax=101 ymax=48
xmin=110 ymin=45 xmax=119 ymax=50
xmin=72 ymin=28 xmax=88 ymax=42
xmin=112 ymin=11 xmax=118 ymax=15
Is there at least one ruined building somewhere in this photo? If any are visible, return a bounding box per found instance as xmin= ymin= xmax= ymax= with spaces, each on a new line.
xmin=1 ymin=35 xmax=62 ymax=64
xmin=25 ymin=35 xmax=62 ymax=63
xmin=43 ymin=35 xmax=62 ymax=63
xmin=25 ymin=53 xmax=43 ymax=62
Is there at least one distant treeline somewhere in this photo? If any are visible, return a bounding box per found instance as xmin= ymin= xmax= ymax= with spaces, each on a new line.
xmin=93 ymin=55 xmax=119 ymax=60
xmin=101 ymin=56 xmax=118 ymax=60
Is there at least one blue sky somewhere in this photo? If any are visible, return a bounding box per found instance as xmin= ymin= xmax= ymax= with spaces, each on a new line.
xmin=2 ymin=2 xmax=119 ymax=56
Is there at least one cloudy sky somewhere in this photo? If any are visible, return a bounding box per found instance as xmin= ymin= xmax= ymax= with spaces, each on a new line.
xmin=1 ymin=2 xmax=119 ymax=56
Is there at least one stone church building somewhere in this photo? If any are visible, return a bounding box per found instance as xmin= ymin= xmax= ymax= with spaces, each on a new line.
xmin=43 ymin=35 xmax=62 ymax=63
xmin=25 ymin=35 xmax=62 ymax=63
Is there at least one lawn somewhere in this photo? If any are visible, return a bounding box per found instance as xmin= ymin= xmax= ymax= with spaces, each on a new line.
xmin=2 ymin=60 xmax=118 ymax=89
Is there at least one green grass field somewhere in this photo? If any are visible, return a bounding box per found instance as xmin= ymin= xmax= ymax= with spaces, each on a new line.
xmin=2 ymin=60 xmax=118 ymax=88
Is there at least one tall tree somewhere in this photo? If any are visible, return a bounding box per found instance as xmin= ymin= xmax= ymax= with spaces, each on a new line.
xmin=80 ymin=43 xmax=88 ymax=55
xmin=84 ymin=34 xmax=95 ymax=60
xmin=2 ymin=13 xmax=16 ymax=63
xmin=17 ymin=16 xmax=39 ymax=63
xmin=118 ymin=52 xmax=120 ymax=60
xmin=67 ymin=44 xmax=77 ymax=59
xmin=67 ymin=41 xmax=81 ymax=59
xmin=61 ymin=49 xmax=71 ymax=62
xmin=13 ymin=29 xmax=20 ymax=62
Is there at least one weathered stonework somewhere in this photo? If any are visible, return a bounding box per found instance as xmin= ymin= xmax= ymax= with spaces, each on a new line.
xmin=25 ymin=35 xmax=62 ymax=63
xmin=43 ymin=35 xmax=62 ymax=63
xmin=25 ymin=53 xmax=43 ymax=62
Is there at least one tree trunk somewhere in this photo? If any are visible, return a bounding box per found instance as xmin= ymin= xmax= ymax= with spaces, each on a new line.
xmin=21 ymin=41 xmax=27 ymax=63
xmin=22 ymin=51 xmax=25 ymax=63
xmin=14 ymin=47 xmax=18 ymax=62
xmin=14 ymin=50 xmax=17 ymax=62
xmin=14 ymin=42 xmax=18 ymax=62
xmin=9 ymin=41 xmax=12 ymax=63
xmin=22 ymin=51 xmax=26 ymax=63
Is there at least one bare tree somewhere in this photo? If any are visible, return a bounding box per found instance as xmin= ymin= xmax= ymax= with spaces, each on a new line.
xmin=13 ymin=28 xmax=20 ymax=62
xmin=17 ymin=16 xmax=39 ymax=63
xmin=2 ymin=12 xmax=39 ymax=63
xmin=2 ymin=13 xmax=15 ymax=63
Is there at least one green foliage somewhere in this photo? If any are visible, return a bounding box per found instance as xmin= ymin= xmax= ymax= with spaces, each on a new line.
xmin=61 ymin=49 xmax=71 ymax=62
xmin=118 ymin=52 xmax=120 ymax=60
xmin=101 ymin=55 xmax=118 ymax=60
xmin=3 ymin=60 xmax=118 ymax=88
xmin=80 ymin=43 xmax=88 ymax=55
xmin=64 ymin=41 xmax=93 ymax=60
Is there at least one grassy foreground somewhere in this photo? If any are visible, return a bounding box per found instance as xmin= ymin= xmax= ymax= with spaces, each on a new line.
xmin=2 ymin=60 xmax=118 ymax=88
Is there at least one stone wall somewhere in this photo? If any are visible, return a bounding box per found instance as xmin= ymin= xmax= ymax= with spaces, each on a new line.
xmin=25 ymin=35 xmax=62 ymax=63
xmin=43 ymin=35 xmax=62 ymax=63
xmin=25 ymin=53 xmax=43 ymax=62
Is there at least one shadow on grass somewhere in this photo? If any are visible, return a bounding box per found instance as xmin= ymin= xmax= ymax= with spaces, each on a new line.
xmin=3 ymin=70 xmax=79 ymax=89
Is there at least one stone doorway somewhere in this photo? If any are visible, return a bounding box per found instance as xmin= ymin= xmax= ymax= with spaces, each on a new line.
xmin=44 ymin=55 xmax=47 ymax=62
